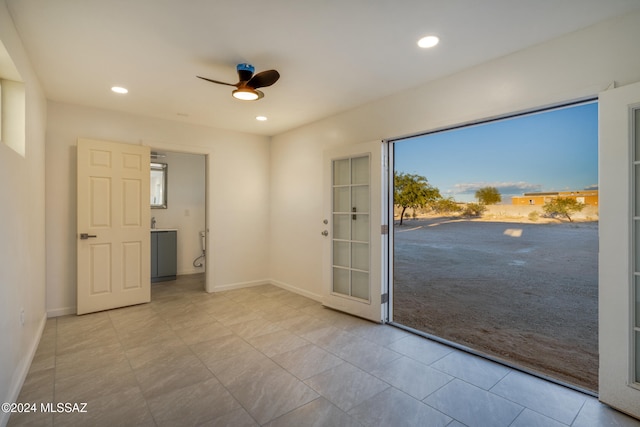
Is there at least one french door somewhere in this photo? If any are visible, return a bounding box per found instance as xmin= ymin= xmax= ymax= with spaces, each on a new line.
xmin=322 ymin=140 xmax=388 ymax=322
xmin=599 ymin=81 xmax=640 ymax=418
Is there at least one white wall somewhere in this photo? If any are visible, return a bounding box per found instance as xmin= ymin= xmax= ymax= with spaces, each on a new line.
xmin=0 ymin=3 xmax=47 ymax=425
xmin=150 ymin=151 xmax=206 ymax=275
xmin=45 ymin=102 xmax=270 ymax=316
xmin=269 ymin=11 xmax=640 ymax=300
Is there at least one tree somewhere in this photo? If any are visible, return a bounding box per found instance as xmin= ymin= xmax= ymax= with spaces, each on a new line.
xmin=394 ymin=172 xmax=441 ymax=225
xmin=542 ymin=197 xmax=585 ymax=222
xmin=475 ymin=186 xmax=502 ymax=205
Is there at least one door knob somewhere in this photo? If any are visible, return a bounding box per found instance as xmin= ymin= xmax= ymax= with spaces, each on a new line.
xmin=321 ymin=230 xmax=329 ymax=236
xmin=80 ymin=233 xmax=97 ymax=239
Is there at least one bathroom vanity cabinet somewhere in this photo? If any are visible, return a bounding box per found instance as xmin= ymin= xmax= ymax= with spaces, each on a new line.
xmin=151 ymin=230 xmax=177 ymax=282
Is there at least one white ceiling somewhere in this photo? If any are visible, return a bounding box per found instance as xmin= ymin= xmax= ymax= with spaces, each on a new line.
xmin=6 ymin=0 xmax=640 ymax=136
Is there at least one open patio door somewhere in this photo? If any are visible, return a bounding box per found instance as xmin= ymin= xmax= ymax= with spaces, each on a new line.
xmin=322 ymin=140 xmax=388 ymax=323
xmin=599 ymin=81 xmax=640 ymax=419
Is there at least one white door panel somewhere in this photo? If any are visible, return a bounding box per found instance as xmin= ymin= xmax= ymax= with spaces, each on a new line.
xmin=599 ymin=81 xmax=640 ymax=419
xmin=323 ymin=140 xmax=387 ymax=323
xmin=77 ymin=138 xmax=150 ymax=315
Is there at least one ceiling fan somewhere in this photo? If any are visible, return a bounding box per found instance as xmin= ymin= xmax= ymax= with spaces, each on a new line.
xmin=197 ymin=63 xmax=280 ymax=101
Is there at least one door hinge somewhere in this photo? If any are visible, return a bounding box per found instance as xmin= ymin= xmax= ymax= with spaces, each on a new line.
xmin=381 ymin=293 xmax=389 ymax=304
xmin=381 ymin=225 xmax=389 ymax=235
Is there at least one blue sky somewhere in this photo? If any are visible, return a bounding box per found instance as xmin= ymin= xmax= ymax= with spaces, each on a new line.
xmin=393 ymin=102 xmax=598 ymax=203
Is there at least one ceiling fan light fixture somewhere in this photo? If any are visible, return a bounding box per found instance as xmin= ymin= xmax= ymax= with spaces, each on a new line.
xmin=232 ymin=88 xmax=262 ymax=101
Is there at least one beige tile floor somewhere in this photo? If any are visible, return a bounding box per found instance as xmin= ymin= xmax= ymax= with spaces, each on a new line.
xmin=8 ymin=274 xmax=640 ymax=426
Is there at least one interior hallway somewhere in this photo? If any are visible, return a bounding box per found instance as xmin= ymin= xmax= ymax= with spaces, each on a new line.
xmin=8 ymin=275 xmax=640 ymax=426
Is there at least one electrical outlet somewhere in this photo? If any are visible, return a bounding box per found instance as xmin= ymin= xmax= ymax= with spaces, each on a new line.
xmin=185 ymin=209 xmax=190 ymax=217
xmin=20 ymin=308 xmax=25 ymax=325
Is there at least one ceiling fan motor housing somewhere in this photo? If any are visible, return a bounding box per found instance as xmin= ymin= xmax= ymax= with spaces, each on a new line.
xmin=237 ymin=63 xmax=255 ymax=82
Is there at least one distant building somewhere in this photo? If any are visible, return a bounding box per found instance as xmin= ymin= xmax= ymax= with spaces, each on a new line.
xmin=511 ymin=190 xmax=598 ymax=206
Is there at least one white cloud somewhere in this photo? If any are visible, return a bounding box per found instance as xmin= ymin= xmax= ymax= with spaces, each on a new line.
xmin=450 ymin=181 xmax=542 ymax=195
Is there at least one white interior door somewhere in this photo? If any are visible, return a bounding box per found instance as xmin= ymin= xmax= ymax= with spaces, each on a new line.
xmin=599 ymin=81 xmax=640 ymax=418
xmin=322 ymin=140 xmax=387 ymax=323
xmin=77 ymin=138 xmax=150 ymax=315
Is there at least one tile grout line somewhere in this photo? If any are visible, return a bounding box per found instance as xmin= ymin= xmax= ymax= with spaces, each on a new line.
xmin=108 ymin=307 xmax=160 ymax=427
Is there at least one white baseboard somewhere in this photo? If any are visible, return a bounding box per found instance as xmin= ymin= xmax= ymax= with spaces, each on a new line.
xmin=268 ymin=278 xmax=323 ymax=302
xmin=207 ymin=279 xmax=272 ymax=293
xmin=47 ymin=306 xmax=75 ymax=318
xmin=206 ymin=278 xmax=323 ymax=304
xmin=177 ymin=268 xmax=205 ymax=276
xmin=1 ymin=313 xmax=47 ymax=427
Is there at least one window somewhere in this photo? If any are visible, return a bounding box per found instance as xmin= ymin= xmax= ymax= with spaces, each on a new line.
xmin=0 ymin=41 xmax=25 ymax=157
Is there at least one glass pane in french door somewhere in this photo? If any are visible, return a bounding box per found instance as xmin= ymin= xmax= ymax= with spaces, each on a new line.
xmin=332 ymin=155 xmax=370 ymax=301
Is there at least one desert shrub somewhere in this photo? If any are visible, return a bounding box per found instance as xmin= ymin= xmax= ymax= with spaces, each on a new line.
xmin=528 ymin=210 xmax=539 ymax=222
xmin=462 ymin=203 xmax=486 ymax=217
xmin=432 ymin=197 xmax=463 ymax=214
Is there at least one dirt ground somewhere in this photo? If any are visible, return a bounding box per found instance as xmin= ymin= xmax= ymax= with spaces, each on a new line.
xmin=392 ymin=216 xmax=598 ymax=391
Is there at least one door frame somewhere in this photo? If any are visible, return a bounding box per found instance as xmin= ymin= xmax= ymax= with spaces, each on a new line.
xmin=384 ymin=98 xmax=607 ymax=396
xmin=384 ymin=139 xmax=394 ymax=323
xmin=144 ymin=141 xmax=212 ymax=293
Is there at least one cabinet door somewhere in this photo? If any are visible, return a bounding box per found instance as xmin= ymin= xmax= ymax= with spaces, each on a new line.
xmin=151 ymin=231 xmax=158 ymax=278
xmin=156 ymin=231 xmax=177 ymax=277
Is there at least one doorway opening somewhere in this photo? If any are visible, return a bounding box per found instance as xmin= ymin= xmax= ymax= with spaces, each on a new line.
xmin=149 ymin=149 xmax=208 ymax=294
xmin=389 ymin=101 xmax=599 ymax=392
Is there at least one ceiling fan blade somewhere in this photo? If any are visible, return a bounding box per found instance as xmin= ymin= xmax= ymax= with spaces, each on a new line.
xmin=196 ymin=76 xmax=237 ymax=87
xmin=247 ymin=70 xmax=280 ymax=89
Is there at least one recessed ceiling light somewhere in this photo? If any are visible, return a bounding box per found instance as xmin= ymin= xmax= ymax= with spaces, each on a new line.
xmin=256 ymin=116 xmax=268 ymax=121
xmin=111 ymin=86 xmax=128 ymax=94
xmin=417 ymin=35 xmax=439 ymax=49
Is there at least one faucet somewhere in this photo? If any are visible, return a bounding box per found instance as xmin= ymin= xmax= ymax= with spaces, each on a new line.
xmin=151 ymin=217 xmax=156 ymax=229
